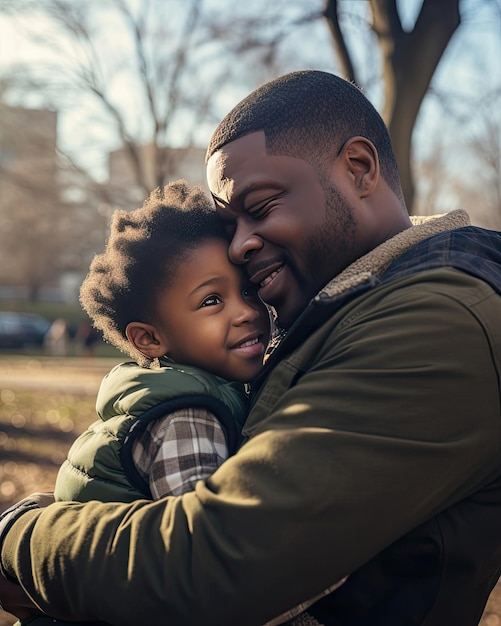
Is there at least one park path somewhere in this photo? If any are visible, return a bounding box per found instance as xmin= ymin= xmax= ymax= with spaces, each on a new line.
xmin=0 ymin=355 xmax=121 ymax=395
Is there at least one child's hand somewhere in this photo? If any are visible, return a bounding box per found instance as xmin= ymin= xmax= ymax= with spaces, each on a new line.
xmin=21 ymin=492 xmax=55 ymax=508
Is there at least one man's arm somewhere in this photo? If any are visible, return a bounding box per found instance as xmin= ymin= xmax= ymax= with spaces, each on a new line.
xmin=1 ymin=272 xmax=500 ymax=625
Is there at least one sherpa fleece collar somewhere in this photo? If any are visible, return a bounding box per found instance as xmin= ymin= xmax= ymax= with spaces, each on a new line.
xmin=318 ymin=209 xmax=471 ymax=300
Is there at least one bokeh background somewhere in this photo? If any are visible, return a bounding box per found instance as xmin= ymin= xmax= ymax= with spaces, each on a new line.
xmin=1 ymin=1 xmax=500 ymax=624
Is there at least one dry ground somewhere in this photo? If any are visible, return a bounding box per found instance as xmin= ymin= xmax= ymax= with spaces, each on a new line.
xmin=0 ymin=356 xmax=500 ymax=625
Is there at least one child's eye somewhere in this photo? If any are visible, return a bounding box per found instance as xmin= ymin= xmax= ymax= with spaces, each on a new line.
xmin=201 ymin=295 xmax=222 ymax=307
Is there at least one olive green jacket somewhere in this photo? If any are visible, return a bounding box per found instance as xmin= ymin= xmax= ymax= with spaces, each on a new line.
xmin=3 ymin=211 xmax=501 ymax=626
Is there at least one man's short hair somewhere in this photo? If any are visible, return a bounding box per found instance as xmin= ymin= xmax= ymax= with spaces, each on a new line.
xmin=207 ymin=70 xmax=402 ymax=200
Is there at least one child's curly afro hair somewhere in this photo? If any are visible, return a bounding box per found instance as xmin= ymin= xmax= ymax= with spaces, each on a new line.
xmin=79 ymin=180 xmax=228 ymax=364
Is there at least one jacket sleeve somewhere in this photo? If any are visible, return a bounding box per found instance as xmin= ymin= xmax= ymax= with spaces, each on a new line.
xmin=2 ymin=270 xmax=500 ymax=626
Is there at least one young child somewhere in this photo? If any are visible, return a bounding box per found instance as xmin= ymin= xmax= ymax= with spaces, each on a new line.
xmin=54 ymin=180 xmax=271 ymax=503
xmin=15 ymin=181 xmax=344 ymax=626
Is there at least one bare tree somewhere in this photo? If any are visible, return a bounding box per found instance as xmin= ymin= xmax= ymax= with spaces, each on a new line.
xmin=324 ymin=0 xmax=461 ymax=213
xmin=3 ymin=0 xmax=240 ymax=204
xmin=1 ymin=0 xmax=499 ymax=300
xmin=0 ymin=0 xmax=256 ymax=298
xmin=213 ymin=0 xmax=490 ymax=216
xmin=206 ymin=0 xmax=499 ymax=218
xmin=453 ymin=88 xmax=501 ymax=228
xmin=413 ymin=77 xmax=501 ymax=229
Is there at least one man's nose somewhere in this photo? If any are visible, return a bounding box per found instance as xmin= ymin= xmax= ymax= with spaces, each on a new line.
xmin=229 ymin=223 xmax=263 ymax=264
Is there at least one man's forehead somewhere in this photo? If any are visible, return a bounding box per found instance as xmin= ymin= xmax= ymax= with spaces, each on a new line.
xmin=207 ymin=147 xmax=229 ymax=180
xmin=206 ymin=131 xmax=267 ymax=199
xmin=207 ymin=149 xmax=232 ymax=195
xmin=212 ymin=179 xmax=235 ymax=209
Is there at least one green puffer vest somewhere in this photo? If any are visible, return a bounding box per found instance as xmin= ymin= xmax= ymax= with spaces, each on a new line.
xmin=54 ymin=358 xmax=248 ymax=503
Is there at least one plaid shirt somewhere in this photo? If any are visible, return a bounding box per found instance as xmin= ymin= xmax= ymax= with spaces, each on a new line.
xmin=132 ymin=408 xmax=228 ymax=499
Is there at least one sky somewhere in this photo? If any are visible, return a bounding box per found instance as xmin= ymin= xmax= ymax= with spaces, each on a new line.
xmin=0 ymin=0 xmax=500 ymax=204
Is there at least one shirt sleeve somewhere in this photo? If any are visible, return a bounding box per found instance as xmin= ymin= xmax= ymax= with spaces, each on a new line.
xmin=132 ymin=408 xmax=229 ymax=499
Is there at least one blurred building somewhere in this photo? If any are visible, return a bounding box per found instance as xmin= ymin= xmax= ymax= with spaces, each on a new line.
xmin=0 ymin=105 xmax=209 ymax=303
xmin=108 ymin=143 xmax=207 ymax=211
xmin=0 ymin=106 xmax=60 ymax=299
xmin=0 ymin=106 xmax=57 ymax=178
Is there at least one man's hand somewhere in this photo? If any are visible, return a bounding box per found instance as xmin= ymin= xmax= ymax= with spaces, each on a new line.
xmin=0 ymin=494 xmax=54 ymax=619
xmin=0 ymin=574 xmax=42 ymax=619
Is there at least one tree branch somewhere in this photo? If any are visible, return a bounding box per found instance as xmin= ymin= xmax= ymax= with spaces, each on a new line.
xmin=323 ymin=0 xmax=358 ymax=84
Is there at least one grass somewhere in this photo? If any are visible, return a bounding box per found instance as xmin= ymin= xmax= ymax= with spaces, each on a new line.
xmin=0 ymin=356 xmax=117 ymax=626
xmin=0 ymin=355 xmax=120 ymax=510
xmin=0 ymin=386 xmax=98 ymax=509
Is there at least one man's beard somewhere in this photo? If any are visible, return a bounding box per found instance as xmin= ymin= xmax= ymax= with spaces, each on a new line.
xmin=307 ymin=180 xmax=358 ymax=286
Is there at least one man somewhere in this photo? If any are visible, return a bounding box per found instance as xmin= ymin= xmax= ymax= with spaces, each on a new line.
xmin=1 ymin=70 xmax=501 ymax=626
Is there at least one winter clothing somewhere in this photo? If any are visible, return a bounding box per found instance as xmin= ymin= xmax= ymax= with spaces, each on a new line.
xmin=2 ymin=211 xmax=501 ymax=626
xmin=54 ymin=358 xmax=248 ymax=502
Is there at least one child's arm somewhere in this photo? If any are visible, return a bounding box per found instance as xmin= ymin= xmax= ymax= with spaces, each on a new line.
xmin=132 ymin=408 xmax=228 ymax=499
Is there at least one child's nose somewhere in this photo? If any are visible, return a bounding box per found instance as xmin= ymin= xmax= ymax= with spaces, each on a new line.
xmin=233 ymin=300 xmax=260 ymax=325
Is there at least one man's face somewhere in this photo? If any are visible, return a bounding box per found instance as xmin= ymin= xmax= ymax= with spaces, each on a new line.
xmin=207 ymin=131 xmax=357 ymax=329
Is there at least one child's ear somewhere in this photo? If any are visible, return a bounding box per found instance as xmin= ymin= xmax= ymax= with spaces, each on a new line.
xmin=126 ymin=322 xmax=168 ymax=359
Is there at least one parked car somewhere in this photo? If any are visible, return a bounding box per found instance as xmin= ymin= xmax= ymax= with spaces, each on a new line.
xmin=17 ymin=312 xmax=53 ymax=346
xmin=0 ymin=311 xmax=51 ymax=349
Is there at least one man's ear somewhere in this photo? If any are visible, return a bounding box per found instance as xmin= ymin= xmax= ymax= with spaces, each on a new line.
xmin=339 ymin=136 xmax=379 ymax=198
xmin=125 ymin=322 xmax=168 ymax=358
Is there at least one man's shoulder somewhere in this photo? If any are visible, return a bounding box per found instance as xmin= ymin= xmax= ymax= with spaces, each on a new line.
xmin=383 ymin=225 xmax=501 ymax=294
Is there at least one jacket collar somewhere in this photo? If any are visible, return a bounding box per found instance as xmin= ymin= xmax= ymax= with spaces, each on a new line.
xmin=261 ymin=210 xmax=472 ymax=374
xmin=318 ymin=209 xmax=470 ymax=301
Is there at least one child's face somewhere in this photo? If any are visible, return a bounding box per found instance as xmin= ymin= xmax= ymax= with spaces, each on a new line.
xmin=154 ymin=238 xmax=270 ymax=382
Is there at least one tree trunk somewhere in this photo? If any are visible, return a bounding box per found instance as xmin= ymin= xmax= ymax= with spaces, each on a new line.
xmin=324 ymin=0 xmax=460 ymax=213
